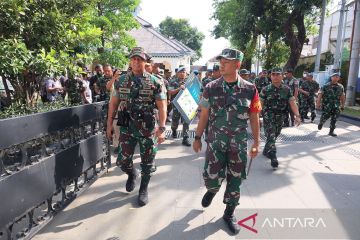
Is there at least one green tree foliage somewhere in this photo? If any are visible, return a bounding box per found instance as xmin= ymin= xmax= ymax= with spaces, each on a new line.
xmin=0 ymin=0 xmax=139 ymax=108
xmin=91 ymin=0 xmax=140 ymax=67
xmin=212 ymin=0 xmax=323 ymax=69
xmin=158 ymin=17 xmax=205 ymax=62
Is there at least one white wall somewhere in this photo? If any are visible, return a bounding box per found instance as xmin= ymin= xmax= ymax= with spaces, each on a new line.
xmin=151 ymin=56 xmax=192 ymax=73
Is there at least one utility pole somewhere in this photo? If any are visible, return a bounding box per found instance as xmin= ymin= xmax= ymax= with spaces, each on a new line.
xmin=339 ymin=5 xmax=349 ymax=69
xmin=333 ymin=0 xmax=347 ymax=71
xmin=346 ymin=0 xmax=360 ymax=106
xmin=315 ymin=0 xmax=327 ymax=73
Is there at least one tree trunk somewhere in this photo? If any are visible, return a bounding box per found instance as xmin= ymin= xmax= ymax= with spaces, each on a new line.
xmin=283 ymin=10 xmax=306 ymax=70
xmin=98 ymin=3 xmax=105 ymax=49
xmin=1 ymin=76 xmax=12 ymax=106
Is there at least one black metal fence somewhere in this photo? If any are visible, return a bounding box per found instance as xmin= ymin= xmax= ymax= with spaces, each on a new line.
xmin=0 ymin=102 xmax=110 ymax=239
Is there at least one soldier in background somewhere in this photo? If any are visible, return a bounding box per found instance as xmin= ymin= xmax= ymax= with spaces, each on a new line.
xmin=211 ymin=64 xmax=221 ymax=80
xmin=94 ymin=64 xmax=113 ymax=102
xmin=299 ymin=72 xmax=319 ymax=122
xmin=239 ymin=69 xmax=250 ymax=81
xmin=249 ymin=72 xmax=256 ymax=83
xmin=89 ymin=64 xmax=103 ymax=102
xmin=193 ymin=48 xmax=260 ymax=234
xmin=168 ymin=66 xmax=191 ymax=146
xmin=260 ymin=67 xmax=301 ymax=168
xmin=316 ymin=72 xmax=345 ymax=137
xmin=254 ymin=69 xmax=270 ymax=94
xmin=283 ymin=68 xmax=299 ymax=127
xmin=107 ymin=47 xmax=167 ymax=206
xmin=65 ymin=76 xmax=83 ymax=105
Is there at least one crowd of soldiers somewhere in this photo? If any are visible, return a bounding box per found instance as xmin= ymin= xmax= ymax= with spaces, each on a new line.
xmin=55 ymin=46 xmax=344 ymax=235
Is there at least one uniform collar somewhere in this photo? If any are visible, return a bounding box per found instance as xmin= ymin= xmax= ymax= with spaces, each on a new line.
xmin=220 ymin=74 xmax=245 ymax=89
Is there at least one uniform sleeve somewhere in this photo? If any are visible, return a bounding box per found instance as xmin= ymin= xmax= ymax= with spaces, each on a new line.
xmin=259 ymin=86 xmax=266 ymax=101
xmin=288 ymin=87 xmax=295 ymax=102
xmin=340 ymin=84 xmax=345 ymax=96
xmin=154 ymin=77 xmax=167 ymax=100
xmin=249 ymin=88 xmax=262 ymax=113
xmin=112 ymin=75 xmax=125 ymax=98
xmin=294 ymin=79 xmax=299 ymax=89
xmin=199 ymin=85 xmax=210 ymax=109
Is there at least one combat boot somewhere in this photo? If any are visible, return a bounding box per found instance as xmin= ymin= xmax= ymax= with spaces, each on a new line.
xmin=172 ymin=130 xmax=177 ymax=138
xmin=318 ymin=123 xmax=323 ymax=130
xmin=182 ymin=137 xmax=191 ymax=147
xmin=201 ymin=191 xmax=216 ymax=208
xmin=262 ymin=150 xmax=270 ymax=159
xmin=125 ymin=168 xmax=138 ymax=192
xmin=138 ymin=177 xmax=149 ymax=206
xmin=223 ymin=205 xmax=240 ymax=234
xmin=311 ymin=113 xmax=316 ymax=123
xmin=328 ymin=128 xmax=337 ymax=137
xmin=269 ymin=153 xmax=279 ymax=168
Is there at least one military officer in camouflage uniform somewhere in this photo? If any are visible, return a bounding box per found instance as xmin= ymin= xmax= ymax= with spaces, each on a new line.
xmin=65 ymin=76 xmax=83 ymax=105
xmin=260 ymin=67 xmax=301 ymax=168
xmin=107 ymin=47 xmax=167 ymax=206
xmin=94 ymin=64 xmax=113 ymax=102
xmin=193 ymin=48 xmax=261 ymax=234
xmin=254 ymin=69 xmax=270 ymax=94
xmin=239 ymin=69 xmax=250 ymax=81
xmin=299 ymin=72 xmax=319 ymax=122
xmin=168 ymin=66 xmax=191 ymax=146
xmin=89 ymin=64 xmax=103 ymax=102
xmin=316 ymin=72 xmax=345 ymax=137
xmin=202 ymin=64 xmax=221 ymax=89
xmin=283 ymin=68 xmax=299 ymax=127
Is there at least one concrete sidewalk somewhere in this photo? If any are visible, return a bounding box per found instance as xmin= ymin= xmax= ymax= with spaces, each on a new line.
xmin=33 ymin=120 xmax=360 ymax=240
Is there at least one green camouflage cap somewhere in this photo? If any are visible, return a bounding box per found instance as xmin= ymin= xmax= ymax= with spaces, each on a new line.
xmin=128 ymin=47 xmax=150 ymax=60
xmin=271 ymin=67 xmax=283 ymax=73
xmin=239 ymin=69 xmax=250 ymax=75
xmin=213 ymin=64 xmax=220 ymax=71
xmin=216 ymin=48 xmax=244 ymax=61
xmin=330 ymin=72 xmax=340 ymax=77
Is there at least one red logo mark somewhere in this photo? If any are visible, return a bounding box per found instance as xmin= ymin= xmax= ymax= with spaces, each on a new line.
xmin=238 ymin=213 xmax=258 ymax=234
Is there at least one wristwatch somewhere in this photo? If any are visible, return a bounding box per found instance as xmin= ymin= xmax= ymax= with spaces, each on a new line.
xmin=194 ymin=135 xmax=202 ymax=141
xmin=159 ymin=126 xmax=166 ymax=133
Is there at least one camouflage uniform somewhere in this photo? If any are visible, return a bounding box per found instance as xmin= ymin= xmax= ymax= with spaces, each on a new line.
xmin=283 ymin=76 xmax=299 ymax=126
xmin=254 ymin=76 xmax=270 ymax=94
xmin=318 ymin=82 xmax=344 ymax=131
xmin=113 ymin=72 xmax=167 ymax=184
xmin=65 ymin=78 xmax=83 ymax=105
xmin=168 ymin=77 xmax=189 ymax=139
xmin=90 ymin=73 xmax=103 ymax=102
xmin=96 ymin=76 xmax=111 ymax=102
xmin=299 ymin=80 xmax=319 ymax=120
xmin=261 ymin=83 xmax=294 ymax=156
xmin=200 ymin=76 xmax=261 ymax=207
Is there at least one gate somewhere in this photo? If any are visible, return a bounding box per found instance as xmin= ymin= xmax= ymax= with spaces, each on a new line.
xmin=0 ymin=102 xmax=110 ymax=239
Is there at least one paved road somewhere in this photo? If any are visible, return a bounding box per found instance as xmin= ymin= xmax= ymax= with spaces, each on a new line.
xmin=33 ymin=119 xmax=360 ymax=240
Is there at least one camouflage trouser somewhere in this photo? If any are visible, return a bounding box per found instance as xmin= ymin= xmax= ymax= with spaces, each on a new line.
xmin=117 ymin=132 xmax=157 ymax=184
xmin=203 ymin=137 xmax=247 ymax=207
xmin=263 ymin=113 xmax=284 ymax=155
xmin=319 ymin=107 xmax=340 ymax=129
xmin=299 ymin=97 xmax=316 ymax=119
xmin=171 ymin=107 xmax=189 ymax=138
xmin=283 ymin=104 xmax=294 ymax=125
